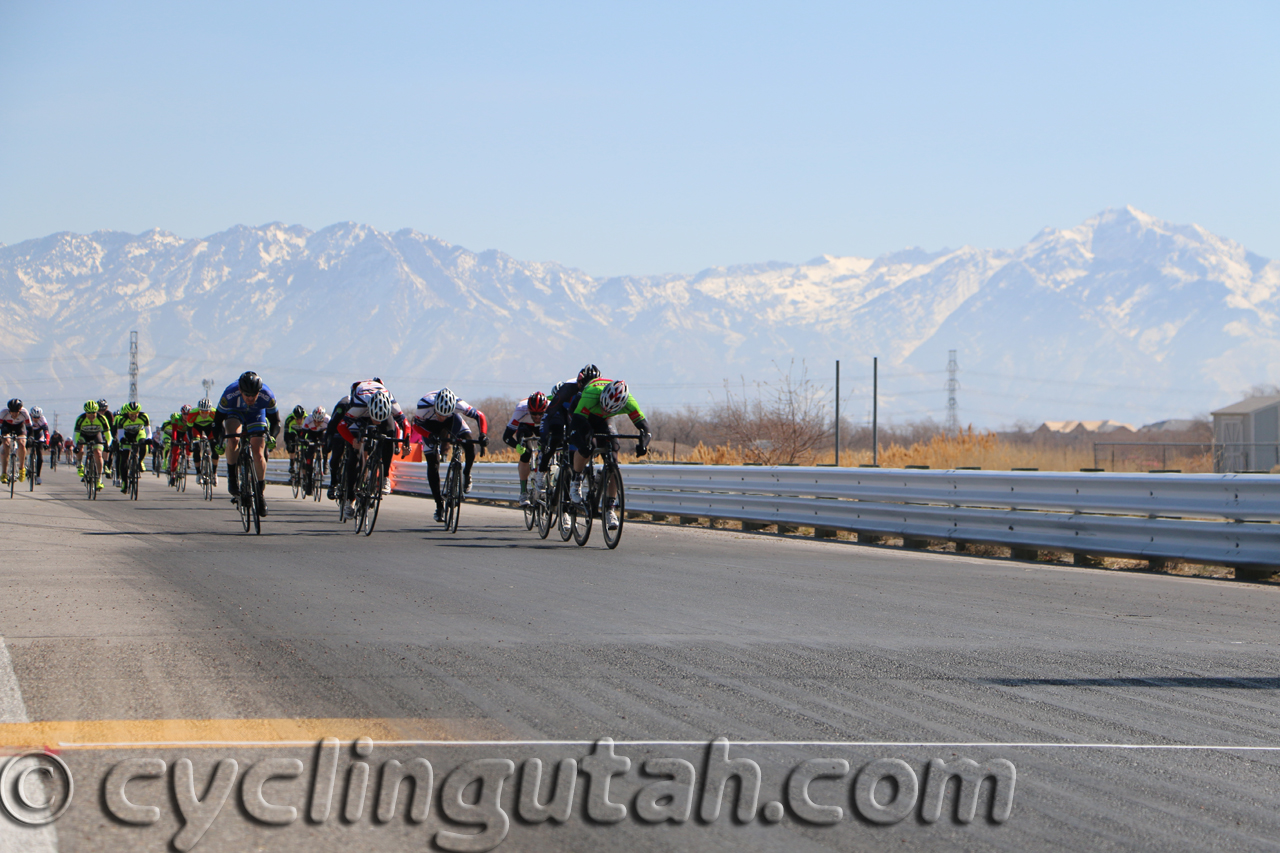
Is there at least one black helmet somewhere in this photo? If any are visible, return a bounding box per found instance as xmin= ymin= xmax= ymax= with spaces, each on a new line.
xmin=292 ymin=404 xmax=306 ymax=418
xmin=238 ymin=371 xmax=263 ymax=396
xmin=97 ymin=399 xmax=108 ymax=410
xmin=577 ymin=363 xmax=600 ymax=385
xmin=6 ymin=398 xmax=20 ymax=413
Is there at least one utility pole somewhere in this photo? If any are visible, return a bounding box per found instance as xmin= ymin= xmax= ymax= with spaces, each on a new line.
xmin=834 ymin=360 xmax=840 ymax=467
xmin=872 ymin=356 xmax=879 ymax=466
xmin=202 ymin=378 xmax=214 ymax=401
xmin=945 ymin=349 xmax=960 ymax=434
xmin=53 ymin=412 xmax=59 ymax=432
xmin=129 ymin=331 xmax=139 ymax=405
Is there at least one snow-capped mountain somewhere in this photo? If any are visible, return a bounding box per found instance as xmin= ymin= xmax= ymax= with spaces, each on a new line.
xmin=1 ymin=207 xmax=1276 ymax=427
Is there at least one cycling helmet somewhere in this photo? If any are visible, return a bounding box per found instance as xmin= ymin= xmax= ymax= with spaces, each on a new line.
xmin=122 ymin=402 xmax=140 ymax=414
xmin=600 ymin=380 xmax=629 ymax=414
xmin=527 ymin=391 xmax=549 ymax=414
xmin=97 ymin=399 xmax=108 ymax=410
xmin=292 ymin=404 xmax=306 ymax=418
xmin=577 ymin=363 xmax=601 ymax=385
xmin=83 ymin=400 xmax=99 ymax=413
xmin=30 ymin=406 xmax=42 ymax=418
xmin=7 ymin=398 xmax=21 ymax=412
xmin=367 ymin=390 xmax=392 ymax=422
xmin=197 ymin=398 xmax=213 ymax=412
xmin=180 ymin=404 xmax=192 ymax=414
xmin=238 ymin=371 xmax=263 ymax=396
xmin=313 ymin=405 xmax=327 ymax=419
xmin=434 ymin=387 xmax=457 ymax=417
xmin=549 ymin=381 xmax=566 ymax=399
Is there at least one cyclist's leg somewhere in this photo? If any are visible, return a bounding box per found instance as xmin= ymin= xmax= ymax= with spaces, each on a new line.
xmin=224 ymin=418 xmax=244 ymax=494
xmin=248 ymin=431 xmax=268 ymax=513
xmin=15 ymin=435 xmax=27 ymax=478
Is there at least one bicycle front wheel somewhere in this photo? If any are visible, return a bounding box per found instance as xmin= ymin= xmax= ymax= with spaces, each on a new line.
xmin=363 ymin=464 xmax=383 ymax=536
xmin=601 ymin=464 xmax=625 ymax=549
xmin=446 ymin=463 xmax=463 ymax=533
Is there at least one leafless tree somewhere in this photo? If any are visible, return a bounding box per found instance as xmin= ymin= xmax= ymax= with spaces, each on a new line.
xmin=715 ymin=360 xmax=831 ymax=464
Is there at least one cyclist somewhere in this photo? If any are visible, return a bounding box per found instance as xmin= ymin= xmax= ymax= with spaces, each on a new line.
xmin=537 ymin=364 xmax=600 ymax=498
xmin=568 ymin=378 xmax=652 ymax=531
xmin=49 ymin=429 xmax=65 ymax=468
xmin=96 ymin=400 xmax=114 ymax=476
xmin=26 ymin=405 xmax=50 ymax=485
xmin=324 ymin=395 xmax=353 ymax=500
xmin=503 ymin=391 xmax=548 ymax=507
xmin=73 ymin=401 xmax=112 ymax=490
xmin=112 ymin=402 xmax=152 ymax=492
xmin=1 ymin=399 xmax=31 ymax=484
xmin=184 ymin=398 xmax=220 ymax=486
xmin=412 ymin=387 xmax=489 ymax=522
xmin=164 ymin=407 xmax=194 ymax=484
xmin=297 ymin=405 xmax=329 ymax=496
xmin=214 ymin=371 xmax=280 ymax=518
xmin=335 ymin=379 xmax=408 ymax=517
xmin=283 ymin=404 xmax=307 ymax=475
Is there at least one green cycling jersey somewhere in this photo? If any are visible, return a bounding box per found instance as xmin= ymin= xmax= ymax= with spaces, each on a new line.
xmin=573 ymin=378 xmax=645 ymax=423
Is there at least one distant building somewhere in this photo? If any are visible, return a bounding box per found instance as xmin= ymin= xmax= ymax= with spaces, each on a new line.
xmin=1139 ymin=419 xmax=1201 ymax=432
xmin=1211 ymin=395 xmax=1280 ymax=472
xmin=1037 ymin=420 xmax=1136 ymax=435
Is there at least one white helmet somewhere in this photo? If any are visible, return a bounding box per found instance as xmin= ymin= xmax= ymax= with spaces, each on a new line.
xmin=313 ymin=405 xmax=327 ymax=419
xmin=30 ymin=406 xmax=42 ymax=418
xmin=367 ymin=391 xmax=392 ymax=422
xmin=600 ymin=380 xmax=629 ymax=414
xmin=434 ymin=387 xmax=457 ymax=417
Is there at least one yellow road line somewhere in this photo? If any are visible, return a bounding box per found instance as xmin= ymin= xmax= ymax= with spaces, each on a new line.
xmin=0 ymin=717 xmax=507 ymax=749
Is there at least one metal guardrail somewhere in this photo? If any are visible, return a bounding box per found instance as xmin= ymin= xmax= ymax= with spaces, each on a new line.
xmin=258 ymin=459 xmax=1280 ymax=573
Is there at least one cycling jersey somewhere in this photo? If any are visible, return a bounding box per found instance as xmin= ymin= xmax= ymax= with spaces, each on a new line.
xmin=73 ymin=412 xmax=113 ymax=446
xmin=506 ymin=399 xmax=542 ymax=430
xmin=574 ymin=378 xmax=646 ymax=423
xmin=26 ymin=415 xmax=50 ymax=444
xmin=345 ymin=380 xmax=407 ymax=429
xmin=284 ymin=412 xmax=305 ymax=438
xmin=183 ymin=410 xmax=216 ymax=433
xmin=414 ymin=392 xmax=488 ymax=436
xmin=216 ymin=381 xmax=279 ymax=431
xmin=115 ymin=412 xmax=153 ymax=443
xmin=299 ymin=412 xmax=330 ymax=433
xmin=1 ymin=407 xmax=31 ymax=437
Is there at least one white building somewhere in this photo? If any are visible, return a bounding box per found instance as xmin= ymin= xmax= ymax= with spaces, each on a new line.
xmin=1211 ymin=395 xmax=1280 ymax=472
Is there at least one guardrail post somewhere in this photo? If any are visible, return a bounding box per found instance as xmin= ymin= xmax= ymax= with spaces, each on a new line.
xmin=1235 ymin=565 xmax=1275 ymax=582
xmin=814 ymin=527 xmax=837 ymax=539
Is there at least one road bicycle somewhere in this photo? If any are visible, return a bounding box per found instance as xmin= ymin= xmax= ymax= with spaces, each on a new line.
xmin=49 ymin=443 xmax=57 ymax=472
xmin=439 ymin=437 xmax=482 ymax=534
xmin=171 ymin=445 xmax=189 ymax=492
xmin=566 ymin=433 xmax=643 ymax=549
xmin=299 ymin=437 xmax=325 ymax=503
xmin=520 ymin=435 xmax=542 ymax=532
xmin=352 ymin=427 xmax=395 ymax=536
xmin=123 ymin=442 xmax=143 ymax=501
xmin=536 ymin=441 xmax=573 ymax=541
xmin=234 ymin=446 xmax=260 ymax=535
xmin=289 ymin=443 xmax=303 ymax=499
xmin=5 ymin=439 xmax=17 ymax=498
xmin=333 ymin=442 xmax=351 ymax=523
xmin=83 ymin=446 xmax=101 ymax=500
xmin=151 ymin=441 xmax=163 ymax=477
xmin=195 ymin=435 xmax=216 ymax=501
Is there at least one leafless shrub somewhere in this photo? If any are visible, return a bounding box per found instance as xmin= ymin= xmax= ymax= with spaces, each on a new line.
xmin=714 ymin=360 xmax=832 ymax=465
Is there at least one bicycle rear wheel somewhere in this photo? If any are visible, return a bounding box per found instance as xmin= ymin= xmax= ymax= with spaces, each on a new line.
xmin=85 ymin=453 xmax=98 ymax=500
xmin=129 ymin=448 xmax=140 ymax=500
xmin=536 ymin=474 xmax=555 ymax=539
xmin=601 ymin=464 xmax=625 ymax=549
xmin=523 ymin=495 xmax=536 ymax=530
xmin=8 ymin=452 xmax=14 ymax=498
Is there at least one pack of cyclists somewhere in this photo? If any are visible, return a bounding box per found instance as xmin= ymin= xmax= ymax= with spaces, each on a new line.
xmin=3 ymin=362 xmax=653 ymax=532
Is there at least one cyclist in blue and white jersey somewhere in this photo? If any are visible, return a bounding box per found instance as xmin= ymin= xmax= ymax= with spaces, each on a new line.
xmin=335 ymin=379 xmax=408 ymax=516
xmin=213 ymin=371 xmax=281 ymax=517
xmin=1 ymin=399 xmax=31 ymax=485
xmin=412 ymin=388 xmax=489 ymax=522
xmin=503 ymin=392 xmax=548 ymax=507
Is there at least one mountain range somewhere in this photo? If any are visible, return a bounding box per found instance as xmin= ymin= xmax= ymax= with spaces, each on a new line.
xmin=1 ymin=206 xmax=1277 ymax=428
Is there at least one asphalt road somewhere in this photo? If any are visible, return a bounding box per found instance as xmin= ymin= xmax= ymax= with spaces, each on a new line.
xmin=1 ymin=466 xmax=1278 ymax=852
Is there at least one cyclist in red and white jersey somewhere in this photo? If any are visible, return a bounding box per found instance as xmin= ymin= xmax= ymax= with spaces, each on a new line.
xmin=413 ymin=388 xmax=489 ymax=522
xmin=1 ymin=400 xmax=32 ymax=484
xmin=502 ymin=392 xmax=548 ymax=507
xmin=336 ymin=379 xmax=408 ymax=515
xmin=25 ymin=406 xmax=50 ymax=485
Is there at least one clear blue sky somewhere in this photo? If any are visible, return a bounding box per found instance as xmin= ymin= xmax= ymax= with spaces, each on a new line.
xmin=2 ymin=1 xmax=1276 ymax=276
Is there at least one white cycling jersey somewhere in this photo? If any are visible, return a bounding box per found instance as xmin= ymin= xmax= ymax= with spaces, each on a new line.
xmin=300 ymin=412 xmax=330 ymax=432
xmin=506 ymin=400 xmax=540 ymax=429
xmin=1 ymin=407 xmax=31 ymax=428
xmin=415 ymin=392 xmax=482 ymax=424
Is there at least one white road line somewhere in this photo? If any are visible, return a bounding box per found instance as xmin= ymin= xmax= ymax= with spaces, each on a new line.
xmin=0 ymin=636 xmax=58 ymax=853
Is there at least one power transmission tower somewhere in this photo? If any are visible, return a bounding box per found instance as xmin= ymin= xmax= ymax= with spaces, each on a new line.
xmin=129 ymin=331 xmax=139 ymax=405
xmin=945 ymin=349 xmax=960 ymax=434
xmin=202 ymin=378 xmax=214 ymax=400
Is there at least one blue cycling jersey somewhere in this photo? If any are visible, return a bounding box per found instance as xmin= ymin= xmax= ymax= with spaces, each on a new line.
xmin=217 ymin=381 xmax=279 ymax=423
